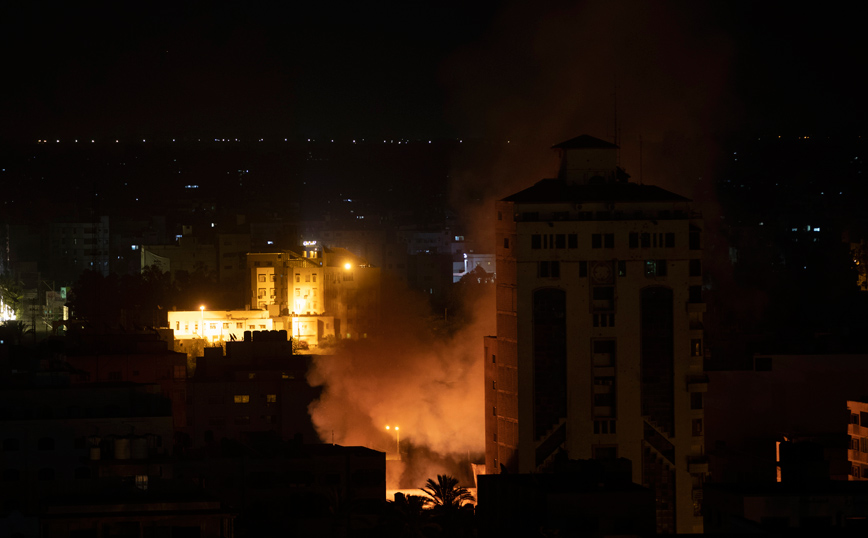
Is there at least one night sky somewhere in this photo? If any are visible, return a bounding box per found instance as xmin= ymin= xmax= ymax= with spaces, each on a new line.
xmin=1 ymin=1 xmax=864 ymax=143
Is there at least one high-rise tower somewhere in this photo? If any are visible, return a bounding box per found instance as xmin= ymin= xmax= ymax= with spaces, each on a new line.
xmin=484 ymin=135 xmax=706 ymax=533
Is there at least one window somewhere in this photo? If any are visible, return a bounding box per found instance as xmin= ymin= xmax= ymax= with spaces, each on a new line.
xmin=233 ymin=395 xmax=250 ymax=404
xmin=689 ymin=259 xmax=702 ymax=277
xmin=108 ymin=371 xmax=122 ymax=381
xmin=593 ymin=420 xmax=616 ymax=434
xmin=665 ymin=232 xmax=675 ymax=247
xmin=691 ymin=393 xmax=703 ymax=410
xmin=689 ymin=285 xmax=703 ymax=303
xmin=592 ymin=234 xmax=602 ymax=248
xmin=644 ymin=260 xmax=667 ymax=277
xmin=210 ymin=323 xmax=216 ymax=330
xmin=592 ymin=286 xmax=614 ymax=311
xmin=617 ymin=261 xmax=626 ymax=277
xmin=641 ymin=233 xmax=651 ymax=248
xmin=135 ymin=475 xmax=148 ymax=491
xmin=236 ymin=322 xmax=243 ymax=329
xmin=492 ymin=354 xmax=496 ymax=364
xmin=579 ymin=261 xmax=587 ymax=277
xmin=176 ymin=321 xmax=180 ymax=330
xmin=629 ymin=232 xmax=638 ymax=248
xmin=503 ymin=237 xmax=510 ymax=249
xmin=692 ymin=419 xmax=703 ymax=436
xmin=258 ymin=274 xmax=266 ymax=282
xmin=555 ymin=234 xmax=565 ymax=248
xmin=271 ymin=274 xmax=276 ymax=282
xmin=604 ymin=233 xmax=614 ymax=248
xmin=568 ymin=234 xmax=577 ymax=248
xmin=174 ymin=365 xmax=185 ymax=379
xmin=593 ymin=313 xmax=615 ymax=327
xmin=691 ymin=339 xmax=703 ymax=357
xmin=296 ymin=288 xmax=301 ymax=296
xmin=258 ymin=287 xmax=266 ymax=298
xmin=296 ymin=274 xmax=301 ymax=282
xmin=689 ymin=228 xmax=701 ymax=250
xmin=266 ymin=394 xmax=277 ymax=403
xmin=312 ymin=274 xmax=317 ymax=282
xmin=593 ymin=340 xmax=615 ymax=366
xmin=538 ymin=261 xmax=560 ymax=278
xmin=305 ymin=274 xmax=310 ymax=282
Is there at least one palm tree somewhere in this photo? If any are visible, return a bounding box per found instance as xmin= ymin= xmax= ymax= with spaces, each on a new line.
xmin=421 ymin=474 xmax=474 ymax=510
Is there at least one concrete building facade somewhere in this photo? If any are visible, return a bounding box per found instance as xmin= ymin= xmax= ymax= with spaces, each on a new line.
xmin=485 ymin=135 xmax=706 ymax=533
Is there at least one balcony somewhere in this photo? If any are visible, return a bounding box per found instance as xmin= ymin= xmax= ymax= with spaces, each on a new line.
xmin=849 ymin=449 xmax=868 ymax=463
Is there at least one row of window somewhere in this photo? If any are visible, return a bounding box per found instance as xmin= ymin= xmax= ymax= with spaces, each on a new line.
xmin=537 ymin=259 xmax=701 ymax=278
xmin=176 ymin=321 xmax=268 ymax=331
xmin=529 ymin=232 xmax=681 ymax=250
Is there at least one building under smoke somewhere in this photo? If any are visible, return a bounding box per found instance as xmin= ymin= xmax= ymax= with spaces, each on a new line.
xmin=484 ymin=135 xmax=706 ymax=533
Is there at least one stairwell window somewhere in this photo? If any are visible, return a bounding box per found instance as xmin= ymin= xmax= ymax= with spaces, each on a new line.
xmin=539 ymin=261 xmax=560 ymax=278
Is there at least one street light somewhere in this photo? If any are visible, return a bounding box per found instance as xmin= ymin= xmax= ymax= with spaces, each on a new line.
xmin=385 ymin=425 xmax=399 ymax=456
xmin=344 ymin=262 xmax=352 ymax=270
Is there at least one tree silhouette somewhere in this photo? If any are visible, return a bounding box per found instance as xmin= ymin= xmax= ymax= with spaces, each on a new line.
xmin=420 ymin=475 xmax=475 ymax=537
xmin=421 ymin=474 xmax=474 ymax=511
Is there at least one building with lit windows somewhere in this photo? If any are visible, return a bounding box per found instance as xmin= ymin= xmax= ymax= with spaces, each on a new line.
xmin=484 ymin=135 xmax=706 ymax=533
xmin=168 ymin=309 xmax=273 ymax=343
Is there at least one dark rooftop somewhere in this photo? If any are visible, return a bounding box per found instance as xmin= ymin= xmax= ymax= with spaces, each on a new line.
xmin=502 ymin=178 xmax=691 ymax=204
xmin=551 ymin=135 xmax=619 ymax=150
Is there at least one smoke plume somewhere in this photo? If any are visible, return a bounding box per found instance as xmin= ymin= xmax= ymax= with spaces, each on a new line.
xmin=308 ymin=280 xmax=493 ymax=487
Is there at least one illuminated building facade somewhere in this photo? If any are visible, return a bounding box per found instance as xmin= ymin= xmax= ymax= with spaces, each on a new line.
xmin=168 ymin=309 xmax=273 ymax=343
xmin=247 ymin=251 xmax=324 ymax=315
xmin=244 ymin=247 xmax=380 ymax=344
xmin=485 ymin=135 xmax=706 ymax=533
xmin=846 ymin=401 xmax=868 ymax=480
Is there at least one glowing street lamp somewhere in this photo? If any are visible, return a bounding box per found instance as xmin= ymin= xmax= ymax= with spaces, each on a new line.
xmin=385 ymin=425 xmax=400 ymax=456
xmin=344 ymin=262 xmax=352 ymax=270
